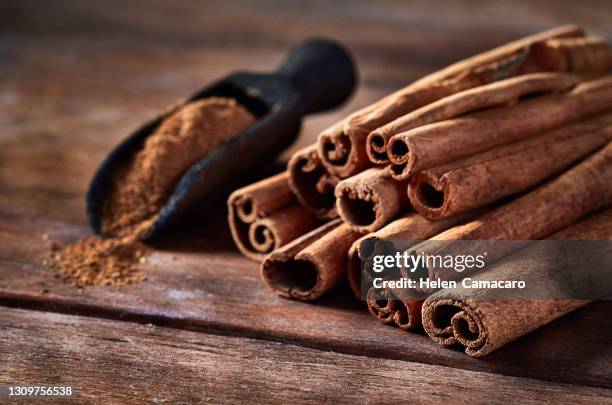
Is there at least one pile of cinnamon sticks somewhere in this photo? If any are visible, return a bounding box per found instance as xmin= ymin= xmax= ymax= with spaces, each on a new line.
xmin=228 ymin=25 xmax=612 ymax=357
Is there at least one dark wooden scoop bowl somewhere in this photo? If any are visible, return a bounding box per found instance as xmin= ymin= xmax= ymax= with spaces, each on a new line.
xmin=86 ymin=38 xmax=357 ymax=239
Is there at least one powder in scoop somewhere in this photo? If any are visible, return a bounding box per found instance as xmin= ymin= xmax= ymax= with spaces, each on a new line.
xmin=102 ymin=96 xmax=256 ymax=237
xmin=50 ymin=97 xmax=255 ymax=286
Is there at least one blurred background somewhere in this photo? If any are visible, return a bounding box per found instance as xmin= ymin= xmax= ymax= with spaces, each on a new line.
xmin=1 ymin=0 xmax=610 ymax=223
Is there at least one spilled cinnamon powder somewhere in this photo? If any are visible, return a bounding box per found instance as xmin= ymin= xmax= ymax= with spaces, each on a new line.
xmin=50 ymin=97 xmax=255 ymax=286
xmin=49 ymin=236 xmax=149 ymax=286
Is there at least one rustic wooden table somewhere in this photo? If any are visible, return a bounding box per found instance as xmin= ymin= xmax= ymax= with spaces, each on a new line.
xmin=1 ymin=1 xmax=611 ymax=403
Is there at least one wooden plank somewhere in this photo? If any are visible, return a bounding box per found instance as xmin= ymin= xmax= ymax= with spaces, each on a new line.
xmin=1 ymin=307 xmax=610 ymax=404
xmin=1 ymin=209 xmax=612 ymax=389
xmin=1 ymin=0 xmax=611 ymax=394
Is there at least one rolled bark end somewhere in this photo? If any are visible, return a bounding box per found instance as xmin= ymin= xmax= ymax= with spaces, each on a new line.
xmin=367 ymin=287 xmax=424 ymax=331
xmin=289 ymin=250 xmax=339 ymax=301
xmin=424 ymin=297 xmax=587 ymax=357
xmin=261 ymin=221 xmax=338 ymax=301
xmin=415 ymin=183 xmax=445 ymax=209
xmin=389 ymin=162 xmax=408 ymax=179
xmin=262 ymin=257 xmax=320 ymax=299
xmin=229 ymin=197 xmax=318 ymax=261
xmin=234 ymin=195 xmax=256 ymax=223
xmin=393 ymin=299 xmax=424 ymax=331
xmin=261 ymin=221 xmax=360 ymax=301
xmin=336 ymin=189 xmax=378 ymax=229
xmin=336 ymin=168 xmax=409 ymax=233
xmin=228 ymin=205 xmax=256 ymax=261
xmin=451 ymin=309 xmax=486 ymax=349
xmin=317 ymin=124 xmax=354 ymax=179
xmin=317 ymin=121 xmax=372 ymax=179
xmin=408 ymin=172 xmax=449 ymax=220
xmin=288 ymin=145 xmax=338 ymax=219
xmin=228 ymin=172 xmax=299 ymax=261
xmin=366 ymin=288 xmax=398 ymax=324
xmin=228 ymin=172 xmax=294 ymax=221
xmin=366 ymin=131 xmax=391 ymax=164
xmin=254 ymin=204 xmax=318 ymax=251
xmin=422 ymin=299 xmax=487 ymax=354
xmin=248 ymin=221 xmax=276 ymax=254
xmin=388 ymin=137 xmax=409 ymax=162
xmin=387 ymin=137 xmax=413 ymax=180
xmin=321 ymin=131 xmax=350 ymax=165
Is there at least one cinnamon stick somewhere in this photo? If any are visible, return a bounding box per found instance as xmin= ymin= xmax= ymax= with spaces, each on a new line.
xmin=261 ymin=222 xmax=362 ymax=301
xmin=228 ymin=172 xmax=318 ymax=261
xmin=335 ymin=168 xmax=409 ymax=233
xmin=392 ymin=299 xmax=424 ymax=331
xmin=366 ymin=287 xmax=399 ymax=324
xmin=367 ymin=72 xmax=578 ymax=165
xmin=422 ymin=208 xmax=612 ymax=357
xmin=229 ymin=172 xmax=294 ymax=223
xmin=408 ymin=114 xmax=612 ymax=220
xmin=408 ymin=142 xmax=612 ymax=285
xmin=347 ymin=211 xmax=482 ymax=299
xmin=247 ymin=205 xmax=319 ymax=255
xmin=366 ymin=287 xmax=424 ymax=331
xmin=288 ymin=144 xmax=339 ymax=219
xmin=387 ymin=76 xmax=612 ymax=180
xmin=317 ymin=25 xmax=607 ymax=178
xmin=317 ymin=104 xmax=383 ymax=179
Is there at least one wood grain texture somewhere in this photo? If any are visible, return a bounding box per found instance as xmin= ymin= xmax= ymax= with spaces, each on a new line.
xmin=2 ymin=307 xmax=611 ymax=404
xmin=1 ymin=0 xmax=611 ymax=400
xmin=1 ymin=207 xmax=612 ymax=389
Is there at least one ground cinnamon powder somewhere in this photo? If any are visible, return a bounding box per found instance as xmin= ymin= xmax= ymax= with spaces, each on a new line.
xmin=49 ymin=236 xmax=149 ymax=286
xmin=50 ymin=97 xmax=255 ymax=286
xmin=102 ymin=97 xmax=256 ymax=237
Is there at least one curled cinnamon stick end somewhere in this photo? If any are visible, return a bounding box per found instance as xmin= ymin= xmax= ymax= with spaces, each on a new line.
xmin=248 ymin=205 xmax=319 ymax=254
xmin=261 ymin=222 xmax=362 ymax=301
xmin=369 ymin=72 xmax=578 ymax=168
xmin=366 ymin=288 xmax=398 ymax=324
xmin=228 ymin=172 xmax=317 ymax=261
xmin=408 ymin=115 xmax=612 ymax=220
xmin=388 ymin=75 xmax=612 ymax=180
xmin=366 ymin=288 xmax=424 ymax=331
xmin=393 ymin=299 xmax=424 ymax=331
xmin=229 ymin=172 xmax=294 ymax=223
xmin=335 ymin=168 xmax=409 ymax=233
xmin=317 ymin=115 xmax=377 ymax=179
xmin=288 ymin=144 xmax=339 ymax=219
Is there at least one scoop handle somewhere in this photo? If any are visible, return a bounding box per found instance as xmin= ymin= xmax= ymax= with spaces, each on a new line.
xmin=277 ymin=38 xmax=357 ymax=114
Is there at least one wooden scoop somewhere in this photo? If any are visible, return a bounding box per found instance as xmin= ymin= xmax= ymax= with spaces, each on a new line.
xmin=86 ymin=38 xmax=357 ymax=239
